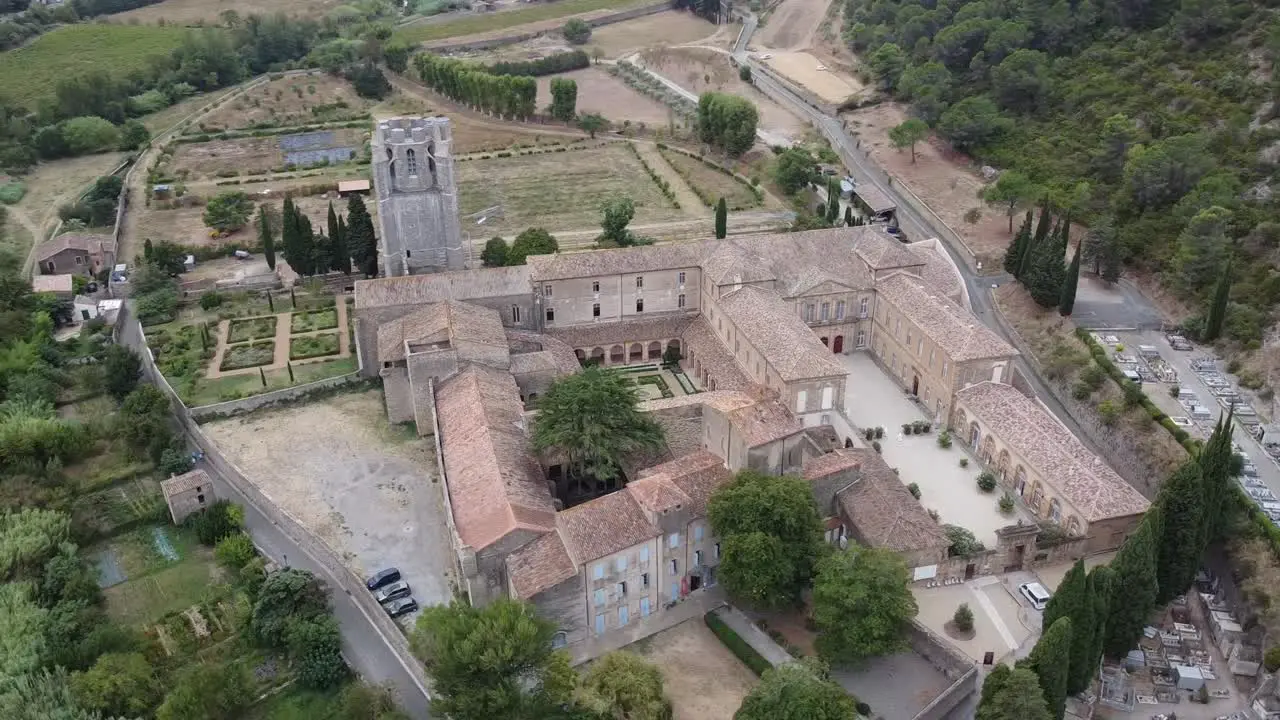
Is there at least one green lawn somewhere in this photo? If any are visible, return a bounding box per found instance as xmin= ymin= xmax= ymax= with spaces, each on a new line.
xmin=394 ymin=0 xmax=646 ymax=44
xmin=102 ymin=528 xmax=217 ymax=627
xmin=0 ymin=24 xmax=191 ymax=110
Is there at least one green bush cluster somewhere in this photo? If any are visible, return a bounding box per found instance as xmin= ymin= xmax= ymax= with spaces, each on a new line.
xmin=704 ymin=611 xmax=772 ymax=676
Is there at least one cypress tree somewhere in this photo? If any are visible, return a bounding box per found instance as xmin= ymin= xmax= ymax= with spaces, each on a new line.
xmin=1203 ymin=255 xmax=1232 ymax=341
xmin=1058 ymin=242 xmax=1081 ymax=316
xmin=333 ymin=216 xmax=350 ymax=274
xmin=1019 ymin=204 xmax=1052 ymax=278
xmin=844 ymin=205 xmax=854 ymax=227
xmin=1044 ymin=560 xmax=1095 ymax=695
xmin=143 ymin=237 xmax=153 ymax=261
xmin=326 ymin=202 xmax=341 ymax=272
xmin=1199 ymin=409 xmax=1235 ymax=551
xmin=977 ymin=665 xmax=1053 ymax=720
xmin=1004 ymin=210 xmax=1032 ymax=276
xmin=1155 ymin=461 xmax=1206 ymax=605
xmin=347 ymin=194 xmax=378 ymax=277
xmin=258 ymin=205 xmax=275 ymax=271
xmin=715 ymin=197 xmax=727 ymax=239
xmin=1026 ymin=616 xmax=1072 ymax=720
xmin=281 ymin=197 xmax=300 ymax=273
xmin=1105 ymin=510 xmax=1160 ymax=658
xmin=1032 ymin=200 xmax=1053 ymax=245
xmin=1024 ymin=238 xmax=1065 ymax=308
xmin=1082 ymin=565 xmax=1114 ymax=690
xmin=826 ymin=179 xmax=840 ymax=223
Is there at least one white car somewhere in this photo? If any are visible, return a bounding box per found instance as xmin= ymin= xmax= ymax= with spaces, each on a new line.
xmin=1019 ymin=581 xmax=1051 ymax=611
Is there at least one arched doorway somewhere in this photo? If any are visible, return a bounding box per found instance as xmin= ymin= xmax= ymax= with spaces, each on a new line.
xmin=911 ymin=375 xmax=919 ymax=395
xmin=844 ymin=437 xmax=854 ymax=448
xmin=647 ymin=341 xmax=662 ymax=360
xmin=609 ymin=345 xmax=624 ymax=364
xmin=821 ymin=337 xmax=829 ymax=346
xmin=590 ymin=347 xmax=605 ymax=365
xmin=574 ymin=349 xmax=586 ymax=365
xmin=629 ymin=343 xmax=643 ymax=363
xmin=832 ymin=335 xmax=844 ymax=353
xmin=666 ymin=339 xmax=681 ymax=357
xmin=969 ymin=422 xmax=980 ymax=448
xmin=1014 ymin=467 xmax=1027 ymax=496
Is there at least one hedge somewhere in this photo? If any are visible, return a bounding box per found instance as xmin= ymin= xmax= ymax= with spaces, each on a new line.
xmin=704 ymin=611 xmax=772 ymax=676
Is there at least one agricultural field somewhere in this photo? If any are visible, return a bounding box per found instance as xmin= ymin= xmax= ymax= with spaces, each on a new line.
xmin=114 ymin=0 xmax=346 ymax=24
xmin=134 ymin=188 xmax=368 ymax=249
xmin=638 ymin=47 xmax=807 ymax=140
xmin=140 ymin=85 xmax=241 ymax=135
xmin=535 ymin=67 xmax=672 ymax=127
xmin=588 ymin=11 xmax=723 ymax=58
xmin=167 ymin=127 xmax=366 ymax=180
xmin=394 ymin=0 xmax=649 ymax=45
xmin=658 ymin=147 xmax=769 ymax=210
xmin=455 ymin=142 xmax=683 ymax=236
xmin=196 ymin=74 xmax=379 ymax=133
xmin=0 ymin=24 xmax=189 ymax=110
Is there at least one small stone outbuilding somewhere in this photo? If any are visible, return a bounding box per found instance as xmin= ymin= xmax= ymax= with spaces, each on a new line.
xmin=161 ymin=469 xmax=215 ymax=524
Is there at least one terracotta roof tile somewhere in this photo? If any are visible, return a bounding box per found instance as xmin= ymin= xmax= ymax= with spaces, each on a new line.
xmin=505 ymin=530 xmax=577 ymax=599
xmin=435 ymin=365 xmax=556 ymax=550
xmin=718 ymin=285 xmax=846 ymax=381
xmin=556 ymin=491 xmax=659 ymax=563
xmin=907 ymin=242 xmax=964 ymax=305
xmin=161 ymin=469 xmax=211 ymax=498
xmin=679 ymin=317 xmax=754 ymax=391
xmin=829 ymin=450 xmax=950 ymax=553
xmin=34 ymin=233 xmax=111 ymax=263
xmin=876 ymin=273 xmax=1017 ymax=362
xmin=376 ymin=301 xmax=509 ymax=363
xmin=355 ymin=266 xmax=530 ymax=309
xmin=727 ymin=398 xmax=804 ymax=447
xmin=634 ymin=450 xmax=730 ymax=516
xmin=505 ymin=330 xmax=581 ymax=375
xmin=544 ymin=314 xmax=695 ymax=351
xmin=955 ymin=382 xmax=1150 ymax=522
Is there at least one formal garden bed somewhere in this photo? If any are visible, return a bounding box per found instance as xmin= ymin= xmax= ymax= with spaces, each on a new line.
xmin=289 ymin=332 xmax=340 ymax=361
xmin=227 ymin=315 xmax=278 ymax=343
xmin=221 ymin=340 xmax=276 ymax=371
xmin=636 ymin=373 xmax=675 ymax=399
xmin=290 ymin=307 xmax=338 ymax=333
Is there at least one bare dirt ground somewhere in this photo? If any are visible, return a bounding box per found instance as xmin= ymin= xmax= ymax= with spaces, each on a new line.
xmin=630 ymin=619 xmax=758 ymax=720
xmin=842 ymin=102 xmax=1014 ymax=266
xmin=588 ymin=11 xmax=724 ymax=58
xmin=760 ymin=51 xmax=863 ymax=103
xmin=197 ymin=74 xmax=376 ymax=132
xmin=169 ymin=127 xmax=365 ymax=180
xmin=638 ymin=47 xmax=807 ymax=137
xmin=114 ymin=0 xmax=346 ymax=25
xmin=202 ymin=390 xmax=457 ymax=609
xmin=135 ymin=192 xmax=372 ymax=249
xmin=536 ymin=67 xmax=672 ymax=126
xmin=755 ymin=0 xmax=829 ymax=50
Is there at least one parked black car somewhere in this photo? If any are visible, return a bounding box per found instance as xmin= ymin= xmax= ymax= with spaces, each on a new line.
xmin=365 ymin=567 xmax=401 ymax=591
xmin=385 ymin=597 xmax=418 ymax=618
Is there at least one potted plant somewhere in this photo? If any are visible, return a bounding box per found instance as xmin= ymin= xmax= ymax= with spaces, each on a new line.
xmin=977 ymin=471 xmax=997 ymax=493
xmin=959 ymin=458 xmax=969 ymax=468
xmin=937 ymin=430 xmax=952 ymax=449
xmin=902 ymin=423 xmax=912 ymax=435
xmin=874 ymin=426 xmax=884 ymax=439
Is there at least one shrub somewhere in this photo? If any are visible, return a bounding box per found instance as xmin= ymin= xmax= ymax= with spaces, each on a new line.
xmin=875 ymin=426 xmax=884 ymax=439
xmin=907 ymin=482 xmax=921 ymax=499
xmin=999 ymin=493 xmax=1015 ymax=514
xmin=214 ymin=532 xmax=257 ymax=570
xmin=902 ymin=423 xmax=912 ymax=434
xmin=959 ymin=458 xmax=969 ymax=468
xmin=199 ymin=292 xmax=223 ymax=310
xmin=1265 ymin=646 xmax=1280 ymax=673
xmin=863 ymin=428 xmax=874 ymax=441
xmin=1169 ymin=384 xmax=1181 ymax=398
xmin=185 ymin=500 xmax=244 ymax=546
xmin=562 ymin=18 xmax=591 ymax=44
xmin=872 ymin=440 xmax=882 ymax=453
xmin=937 ymin=430 xmax=952 ymax=448
xmin=976 ymin=471 xmax=997 ymax=492
xmin=953 ymin=603 xmax=974 ymax=632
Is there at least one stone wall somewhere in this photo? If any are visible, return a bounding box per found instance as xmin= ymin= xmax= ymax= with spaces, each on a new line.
xmin=907 ymin=620 xmax=980 ymax=720
xmin=187 ymin=371 xmax=368 ymax=422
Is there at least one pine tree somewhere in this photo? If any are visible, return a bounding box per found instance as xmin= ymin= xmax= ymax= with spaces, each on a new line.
xmin=1199 ymin=410 xmax=1235 ymax=551
xmin=346 ymin=194 xmax=378 ymax=277
xmin=1003 ymin=210 xmax=1032 ymax=276
xmin=1082 ymin=565 xmax=1114 ymax=690
xmin=1155 ymin=461 xmax=1205 ymax=606
xmin=1105 ymin=510 xmax=1160 ymax=658
xmin=1203 ymin=255 xmax=1232 ymax=341
xmin=1058 ymin=242 xmax=1081 ymax=316
xmin=1026 ymin=616 xmax=1072 ymax=720
xmin=332 ymin=216 xmax=350 ymax=274
xmin=258 ymin=205 xmax=275 ymax=271
xmin=715 ymin=197 xmax=727 ymax=239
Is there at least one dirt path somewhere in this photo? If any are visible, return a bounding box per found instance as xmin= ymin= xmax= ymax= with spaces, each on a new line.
xmin=634 ymin=142 xmax=705 ymax=213
xmin=11 ymin=207 xmax=43 ymax=274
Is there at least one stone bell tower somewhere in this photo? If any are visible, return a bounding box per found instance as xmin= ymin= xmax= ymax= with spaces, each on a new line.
xmin=371 ymin=116 xmax=464 ymax=277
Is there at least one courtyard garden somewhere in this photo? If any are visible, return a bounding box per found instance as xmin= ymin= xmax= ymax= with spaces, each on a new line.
xmin=606 ymin=362 xmax=699 ymax=401
xmin=146 ymin=290 xmax=355 ymax=407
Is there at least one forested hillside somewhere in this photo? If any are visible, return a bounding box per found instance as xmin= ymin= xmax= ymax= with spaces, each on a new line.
xmin=847 ymin=0 xmax=1280 ymax=348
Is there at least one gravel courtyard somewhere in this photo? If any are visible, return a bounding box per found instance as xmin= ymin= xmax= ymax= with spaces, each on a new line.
xmin=202 ymin=390 xmax=456 ymax=611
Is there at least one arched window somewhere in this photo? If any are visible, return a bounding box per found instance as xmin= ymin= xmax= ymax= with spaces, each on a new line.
xmin=385 ymin=147 xmax=395 ymax=177
xmin=551 ymin=631 xmax=567 ymax=649
xmin=406 ymin=148 xmax=418 ymax=176
xmin=1049 ymin=498 xmax=1062 ymax=523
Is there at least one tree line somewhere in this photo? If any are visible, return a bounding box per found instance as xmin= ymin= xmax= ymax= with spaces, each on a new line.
xmin=257 ymin=193 xmax=377 ymax=277
xmin=1001 ymin=203 xmax=1083 ymax=316
xmin=481 ymin=228 xmax=560 ymax=268
xmin=485 ymin=49 xmax=590 ymax=77
xmin=852 ymin=0 xmax=1280 ymax=350
xmin=413 ymin=54 xmax=539 ymax=120
xmin=0 ymin=8 xmax=397 ymax=173
xmin=978 ymin=414 xmax=1240 ymax=719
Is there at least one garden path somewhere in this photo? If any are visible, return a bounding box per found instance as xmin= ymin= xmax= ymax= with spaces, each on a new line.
xmin=204 ymin=300 xmax=350 ymax=379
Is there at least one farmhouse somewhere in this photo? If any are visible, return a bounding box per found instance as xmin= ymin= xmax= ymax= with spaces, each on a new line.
xmin=348 ymin=222 xmax=1137 ymax=653
xmin=34 ymin=233 xmax=114 ymax=277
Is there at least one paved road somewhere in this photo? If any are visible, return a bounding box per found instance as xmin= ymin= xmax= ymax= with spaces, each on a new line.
xmin=197 ymin=458 xmax=435 ymax=718
xmin=729 ymin=19 xmax=1107 ymax=464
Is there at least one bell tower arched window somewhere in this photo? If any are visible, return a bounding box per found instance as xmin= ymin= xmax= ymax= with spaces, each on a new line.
xmin=405 ymin=148 xmax=417 ymax=176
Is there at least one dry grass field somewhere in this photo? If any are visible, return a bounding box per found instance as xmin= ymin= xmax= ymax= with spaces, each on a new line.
xmin=168 ymin=127 xmax=365 ymax=179
xmin=114 ymin=0 xmax=347 ymax=25
xmin=196 ymin=74 xmax=376 ymax=132
xmin=535 ymin=67 xmax=672 ymax=126
xmin=629 ymin=620 xmax=758 ymax=720
xmin=455 ymin=142 xmax=680 ymax=235
xmin=397 ymin=0 xmax=648 ymax=46
xmin=759 ymin=51 xmax=864 ymax=103
xmin=588 ymin=11 xmax=721 ymax=58
xmin=638 ymin=47 xmax=806 ymax=137
xmin=134 ymin=192 xmax=369 ymax=249
xmin=658 ymin=148 xmax=765 ymax=210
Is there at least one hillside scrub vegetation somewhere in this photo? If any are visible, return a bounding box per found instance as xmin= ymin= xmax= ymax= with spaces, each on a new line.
xmin=848 ymin=0 xmax=1280 ymax=353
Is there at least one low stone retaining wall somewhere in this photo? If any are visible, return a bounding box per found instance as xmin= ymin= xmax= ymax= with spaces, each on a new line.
xmin=908 ymin=620 xmax=980 ymax=720
xmin=187 ymin=371 xmax=369 ymax=422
